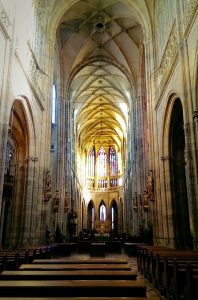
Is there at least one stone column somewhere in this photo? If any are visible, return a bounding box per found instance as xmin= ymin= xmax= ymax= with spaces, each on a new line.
xmin=160 ymin=155 xmax=175 ymax=248
xmin=21 ymin=156 xmax=38 ymax=245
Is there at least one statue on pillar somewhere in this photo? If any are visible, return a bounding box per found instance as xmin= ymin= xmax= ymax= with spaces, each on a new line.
xmin=132 ymin=192 xmax=138 ymax=211
xmin=64 ymin=192 xmax=70 ymax=213
xmin=142 ymin=190 xmax=149 ymax=211
xmin=146 ymin=170 xmax=154 ymax=201
xmin=67 ymin=208 xmax=78 ymax=238
xmin=53 ymin=190 xmax=59 ymax=212
xmin=43 ymin=171 xmax=52 ymax=201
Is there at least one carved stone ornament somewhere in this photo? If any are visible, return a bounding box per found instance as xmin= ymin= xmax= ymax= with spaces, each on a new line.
xmin=0 ymin=1 xmax=11 ymax=35
xmin=156 ymin=23 xmax=178 ymax=100
xmin=142 ymin=190 xmax=149 ymax=208
xmin=132 ymin=192 xmax=138 ymax=212
xmin=43 ymin=171 xmax=52 ymax=202
xmin=64 ymin=192 xmax=70 ymax=213
xmin=183 ymin=0 xmax=198 ymax=36
xmin=146 ymin=171 xmax=154 ymax=201
xmin=53 ymin=191 xmax=59 ymax=212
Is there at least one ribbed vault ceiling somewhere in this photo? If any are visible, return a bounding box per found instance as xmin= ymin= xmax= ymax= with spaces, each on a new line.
xmin=56 ymin=0 xmax=144 ymax=153
xmin=70 ymin=59 xmax=130 ymax=151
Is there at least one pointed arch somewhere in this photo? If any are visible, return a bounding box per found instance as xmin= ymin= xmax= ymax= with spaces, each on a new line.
xmin=99 ymin=200 xmax=107 ymax=221
xmin=1 ymin=96 xmax=36 ymax=248
xmin=162 ymin=95 xmax=192 ymax=249
xmin=169 ymin=98 xmax=192 ymax=249
xmin=109 ymin=147 xmax=118 ymax=177
xmin=87 ymin=200 xmax=95 ymax=230
xmin=110 ymin=199 xmax=118 ymax=233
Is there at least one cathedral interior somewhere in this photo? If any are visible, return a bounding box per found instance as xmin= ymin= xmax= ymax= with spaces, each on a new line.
xmin=0 ymin=0 xmax=198 ymax=298
xmin=0 ymin=0 xmax=198 ymax=250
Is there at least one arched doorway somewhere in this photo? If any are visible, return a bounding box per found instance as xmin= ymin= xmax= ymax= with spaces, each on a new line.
xmin=110 ymin=200 xmax=118 ymax=234
xmin=1 ymin=100 xmax=29 ymax=248
xmin=169 ymin=99 xmax=192 ymax=249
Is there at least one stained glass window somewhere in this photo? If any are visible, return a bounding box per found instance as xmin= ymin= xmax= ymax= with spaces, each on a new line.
xmin=97 ymin=146 xmax=107 ymax=177
xmin=88 ymin=147 xmax=95 ymax=177
xmin=111 ymin=206 xmax=114 ymax=230
xmin=99 ymin=203 xmax=106 ymax=221
xmin=52 ymin=84 xmax=56 ymax=124
xmin=5 ymin=142 xmax=15 ymax=176
xmin=109 ymin=147 xmax=117 ymax=176
xmin=91 ymin=207 xmax=95 ymax=229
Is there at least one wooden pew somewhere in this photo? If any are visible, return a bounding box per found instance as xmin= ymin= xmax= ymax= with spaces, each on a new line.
xmin=32 ymin=257 xmax=128 ymax=264
xmin=0 ymin=279 xmax=147 ymax=297
xmin=0 ymin=269 xmax=137 ymax=280
xmin=137 ymin=244 xmax=198 ymax=299
xmin=0 ymin=252 xmax=19 ymax=270
xmin=137 ymin=245 xmax=170 ymax=274
xmin=139 ymin=246 xmax=198 ymax=285
xmin=0 ymin=297 xmax=160 ymax=300
xmin=0 ymin=255 xmax=6 ymax=273
xmin=0 ymin=246 xmax=53 ymax=271
xmin=19 ymin=263 xmax=132 ymax=270
xmin=152 ymin=253 xmax=198 ymax=290
xmin=184 ymin=263 xmax=198 ymax=300
xmin=166 ymin=261 xmax=198 ymax=300
xmin=125 ymin=243 xmax=146 ymax=257
xmin=159 ymin=257 xmax=198 ymax=297
xmin=138 ymin=246 xmax=173 ymax=278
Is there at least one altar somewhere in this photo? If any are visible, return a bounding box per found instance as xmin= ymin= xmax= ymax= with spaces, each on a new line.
xmin=95 ymin=219 xmax=110 ymax=234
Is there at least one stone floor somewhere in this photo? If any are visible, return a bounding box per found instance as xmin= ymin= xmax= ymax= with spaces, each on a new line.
xmin=68 ymin=252 xmax=162 ymax=299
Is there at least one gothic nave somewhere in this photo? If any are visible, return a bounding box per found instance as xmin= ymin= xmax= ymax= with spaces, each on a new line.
xmin=0 ymin=0 xmax=198 ymax=253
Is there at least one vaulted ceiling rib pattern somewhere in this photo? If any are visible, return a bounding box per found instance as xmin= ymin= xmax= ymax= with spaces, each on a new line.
xmin=56 ymin=0 xmax=143 ymax=154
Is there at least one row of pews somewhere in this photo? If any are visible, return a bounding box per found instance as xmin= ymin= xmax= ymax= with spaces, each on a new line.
xmin=0 ymin=242 xmax=140 ymax=272
xmin=0 ymin=253 xmax=159 ymax=300
xmin=0 ymin=245 xmax=53 ymax=271
xmin=137 ymin=244 xmax=198 ymax=300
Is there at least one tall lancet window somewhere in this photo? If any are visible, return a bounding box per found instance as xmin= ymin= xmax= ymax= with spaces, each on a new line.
xmin=52 ymin=83 xmax=56 ymax=124
xmin=88 ymin=147 xmax=95 ymax=177
xmin=97 ymin=146 xmax=107 ymax=177
xmin=109 ymin=147 xmax=117 ymax=176
xmin=111 ymin=206 xmax=115 ymax=230
xmin=99 ymin=203 xmax=106 ymax=221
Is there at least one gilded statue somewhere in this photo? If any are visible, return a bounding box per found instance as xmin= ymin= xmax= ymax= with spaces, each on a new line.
xmin=146 ymin=171 xmax=154 ymax=201
xmin=143 ymin=190 xmax=149 ymax=207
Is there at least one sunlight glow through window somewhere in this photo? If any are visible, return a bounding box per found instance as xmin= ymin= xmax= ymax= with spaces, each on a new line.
xmin=52 ymin=84 xmax=56 ymax=124
xmin=115 ymin=115 xmax=126 ymax=133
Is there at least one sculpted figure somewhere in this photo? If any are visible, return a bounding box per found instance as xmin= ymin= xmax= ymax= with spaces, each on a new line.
xmin=44 ymin=171 xmax=52 ymax=201
xmin=146 ymin=171 xmax=154 ymax=201
xmin=143 ymin=190 xmax=149 ymax=207
xmin=132 ymin=192 xmax=138 ymax=209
